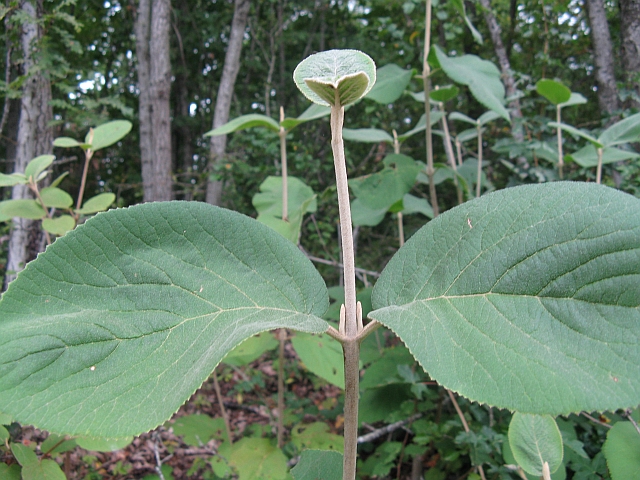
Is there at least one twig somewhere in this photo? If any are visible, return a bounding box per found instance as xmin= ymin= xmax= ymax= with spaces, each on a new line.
xmin=213 ymin=370 xmax=234 ymax=444
xmin=151 ymin=432 xmax=166 ymax=480
xmin=447 ymin=390 xmax=487 ymax=480
xmin=301 ymin=248 xmax=380 ymax=277
xmin=624 ymin=409 xmax=640 ymax=436
xmin=580 ymin=411 xmax=612 ymax=429
xmin=357 ymin=413 xmax=423 ymax=444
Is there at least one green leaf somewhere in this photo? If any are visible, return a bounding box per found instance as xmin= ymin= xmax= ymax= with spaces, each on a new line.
xmin=291 ymin=450 xmax=343 ymax=480
xmin=87 ymin=120 xmax=132 ymax=151
xmin=567 ymin=145 xmax=640 ymax=168
xmin=0 ymin=199 xmax=46 ymax=219
xmin=0 ymin=202 xmax=329 ymax=437
xmin=478 ymin=110 xmax=503 ymax=125
xmin=167 ymin=414 xmax=226 ymax=446
xmin=42 ymin=215 xmax=76 ymax=236
xmin=509 ymin=413 xmax=563 ymax=476
xmin=349 ymin=154 xmax=420 ymax=211
xmin=548 ymin=122 xmax=602 ymax=148
xmin=603 ymin=421 xmax=640 ymax=480
xmin=0 ymin=463 xmax=21 ymax=480
xmin=365 ymin=63 xmax=413 ymax=104
xmin=342 ymin=128 xmax=394 ymax=143
xmin=11 ymin=443 xmax=38 ymax=467
xmin=204 ymin=114 xmax=280 ymax=136
xmin=293 ymin=49 xmax=376 ymax=106
xmin=0 ymin=424 xmax=8 ymax=442
xmin=0 ymin=173 xmax=27 ymax=187
xmin=22 ymin=459 xmax=66 ymax=480
xmin=252 ymin=176 xmax=317 ymax=218
xmin=75 ymin=436 xmax=132 ymax=452
xmin=451 ymin=0 xmax=483 ymax=43
xmin=558 ymin=92 xmax=587 ymax=108
xmin=350 ymin=198 xmax=387 ymax=227
xmin=536 ymin=79 xmax=571 ymax=105
xmin=291 ymin=422 xmax=343 ymax=452
xmin=53 ymin=137 xmax=83 ymax=148
xmin=40 ymin=187 xmax=73 ymax=209
xmin=24 ymin=155 xmax=55 ymax=181
xmin=433 ymin=46 xmax=510 ymax=121
xmin=223 ymin=332 xmax=279 ymax=366
xmin=281 ymin=104 xmax=331 ymax=130
xmin=397 ymin=111 xmax=445 ymax=141
xmin=369 ymin=182 xmax=640 ymax=415
xmin=401 ymin=194 xmax=433 ymax=218
xmin=598 ymin=112 xmax=640 ymax=148
xmin=430 ymin=85 xmax=460 ymax=103
xmin=292 ymin=332 xmax=344 ymax=388
xmin=77 ymin=192 xmax=116 ymax=214
xmin=449 ymin=112 xmax=477 ymax=125
xmin=228 ymin=437 xmax=289 ymax=480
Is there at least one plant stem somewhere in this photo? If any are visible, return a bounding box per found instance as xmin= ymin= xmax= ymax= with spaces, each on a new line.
xmin=330 ymin=90 xmax=359 ymax=480
xmin=476 ymin=124 xmax=483 ymax=198
xmin=76 ymin=130 xmax=95 ymax=213
xmin=423 ymin=0 xmax=439 ymax=217
xmin=212 ymin=369 xmax=233 ymax=445
xmin=279 ymin=106 xmax=288 ymax=221
xmin=596 ymin=147 xmax=603 ymax=184
xmin=556 ymin=106 xmax=564 ymax=179
xmin=277 ymin=328 xmax=285 ymax=448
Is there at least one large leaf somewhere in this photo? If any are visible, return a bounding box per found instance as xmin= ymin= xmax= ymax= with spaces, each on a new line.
xmin=0 ymin=202 xmax=329 ymax=437
xmin=369 ymin=182 xmax=640 ymax=414
xmin=0 ymin=199 xmax=46 ymax=219
xmin=365 ymin=63 xmax=413 ymax=104
xmin=433 ymin=46 xmax=510 ymax=121
xmin=293 ymin=49 xmax=376 ymax=106
xmin=40 ymin=187 xmax=73 ymax=209
xmin=204 ymin=114 xmax=280 ymax=136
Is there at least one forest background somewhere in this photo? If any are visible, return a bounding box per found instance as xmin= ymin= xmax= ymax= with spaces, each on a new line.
xmin=0 ymin=0 xmax=639 ymax=479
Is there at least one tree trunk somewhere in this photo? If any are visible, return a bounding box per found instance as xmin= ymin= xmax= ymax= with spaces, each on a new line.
xmin=477 ymin=0 xmax=524 ymax=142
xmin=205 ymin=0 xmax=251 ymax=206
xmin=3 ymin=0 xmax=53 ymax=290
xmin=620 ymin=0 xmax=640 ymax=109
xmin=135 ymin=0 xmax=174 ymax=202
xmin=585 ymin=0 xmax=620 ymax=117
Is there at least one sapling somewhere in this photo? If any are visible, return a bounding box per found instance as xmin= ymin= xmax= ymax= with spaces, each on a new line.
xmin=1 ymin=50 xmax=639 ymax=480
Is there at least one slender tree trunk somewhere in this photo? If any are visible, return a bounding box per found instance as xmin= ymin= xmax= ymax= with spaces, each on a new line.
xmin=585 ymin=0 xmax=620 ymax=117
xmin=136 ymin=0 xmax=174 ymax=202
xmin=620 ymin=0 xmax=640 ymax=109
xmin=3 ymin=0 xmax=52 ymax=290
xmin=477 ymin=0 xmax=524 ymax=142
xmin=206 ymin=0 xmax=250 ymax=206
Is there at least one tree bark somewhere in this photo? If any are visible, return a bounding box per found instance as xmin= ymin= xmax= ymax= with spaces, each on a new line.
xmin=3 ymin=0 xmax=53 ymax=290
xmin=135 ymin=0 xmax=174 ymax=202
xmin=477 ymin=0 xmax=524 ymax=142
xmin=585 ymin=0 xmax=620 ymax=117
xmin=205 ymin=0 xmax=251 ymax=206
xmin=620 ymin=0 xmax=640 ymax=109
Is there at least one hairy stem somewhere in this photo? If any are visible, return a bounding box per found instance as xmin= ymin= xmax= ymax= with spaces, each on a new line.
xmin=556 ymin=106 xmax=564 ymax=179
xmin=330 ymin=90 xmax=360 ymax=480
xmin=279 ymin=106 xmax=288 ymax=221
xmin=423 ymin=0 xmax=439 ymax=217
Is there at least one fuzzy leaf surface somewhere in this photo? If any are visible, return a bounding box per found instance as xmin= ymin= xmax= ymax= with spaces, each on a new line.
xmin=370 ymin=182 xmax=640 ymax=414
xmin=0 ymin=202 xmax=329 ymax=437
